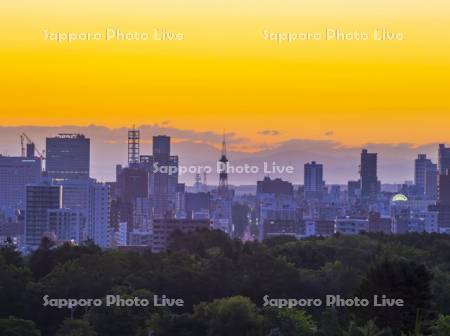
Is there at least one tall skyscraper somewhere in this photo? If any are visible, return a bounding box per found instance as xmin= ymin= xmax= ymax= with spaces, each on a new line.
xmin=415 ymin=154 xmax=438 ymax=199
xmin=117 ymin=167 xmax=149 ymax=229
xmin=150 ymin=135 xmax=178 ymax=218
xmin=0 ymin=155 xmax=42 ymax=211
xmin=360 ymin=149 xmax=380 ymax=201
xmin=438 ymin=144 xmax=450 ymax=175
xmin=46 ymin=134 xmax=90 ymax=180
xmin=25 ymin=183 xmax=62 ymax=249
xmin=304 ymin=161 xmax=325 ymax=200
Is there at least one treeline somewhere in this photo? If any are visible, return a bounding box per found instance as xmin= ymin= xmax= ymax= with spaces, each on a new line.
xmin=0 ymin=232 xmax=450 ymax=335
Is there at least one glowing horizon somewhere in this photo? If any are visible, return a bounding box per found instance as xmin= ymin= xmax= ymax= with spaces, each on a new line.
xmin=1 ymin=0 xmax=449 ymax=148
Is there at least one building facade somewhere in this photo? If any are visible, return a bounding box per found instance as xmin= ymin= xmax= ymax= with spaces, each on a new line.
xmin=46 ymin=134 xmax=90 ymax=180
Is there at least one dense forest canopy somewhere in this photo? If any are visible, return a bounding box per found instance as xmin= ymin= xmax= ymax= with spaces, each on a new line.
xmin=1 ymin=232 xmax=450 ymax=336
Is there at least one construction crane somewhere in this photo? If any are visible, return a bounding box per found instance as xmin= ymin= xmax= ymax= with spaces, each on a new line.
xmin=20 ymin=133 xmax=45 ymax=160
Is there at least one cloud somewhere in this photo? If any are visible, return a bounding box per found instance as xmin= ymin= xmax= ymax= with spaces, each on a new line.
xmin=0 ymin=125 xmax=442 ymax=185
xmin=257 ymin=129 xmax=280 ymax=136
xmin=324 ymin=131 xmax=334 ymax=136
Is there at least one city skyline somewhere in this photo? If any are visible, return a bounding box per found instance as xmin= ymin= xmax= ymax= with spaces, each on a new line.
xmin=0 ymin=124 xmax=446 ymax=184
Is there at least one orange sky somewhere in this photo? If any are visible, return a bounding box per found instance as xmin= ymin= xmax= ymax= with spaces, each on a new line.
xmin=1 ymin=0 xmax=449 ymax=147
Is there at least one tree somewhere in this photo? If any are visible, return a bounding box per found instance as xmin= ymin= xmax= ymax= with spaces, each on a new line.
xmin=356 ymin=258 xmax=434 ymax=334
xmin=148 ymin=312 xmax=205 ymax=336
xmin=0 ymin=237 xmax=22 ymax=266
xmin=193 ymin=296 xmax=264 ymax=336
xmin=0 ymin=256 xmax=33 ymax=318
xmin=357 ymin=320 xmax=390 ymax=336
xmin=263 ymin=308 xmax=316 ymax=336
xmin=431 ymin=315 xmax=450 ymax=336
xmin=0 ymin=316 xmax=41 ymax=336
xmin=56 ymin=319 xmax=97 ymax=336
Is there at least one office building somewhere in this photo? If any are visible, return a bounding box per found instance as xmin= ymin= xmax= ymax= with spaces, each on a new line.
xmin=257 ymin=177 xmax=293 ymax=195
xmin=256 ymin=177 xmax=297 ymax=241
xmin=368 ymin=212 xmax=392 ymax=234
xmin=347 ymin=180 xmax=361 ymax=201
xmin=86 ymin=182 xmax=110 ymax=248
xmin=46 ymin=134 xmax=90 ymax=180
xmin=304 ymin=161 xmax=325 ymax=200
xmin=25 ymin=183 xmax=62 ymax=249
xmin=360 ymin=149 xmax=380 ymax=201
xmin=415 ymin=154 xmax=438 ymax=199
xmin=429 ymin=172 xmax=450 ymax=232
xmin=263 ymin=219 xmax=301 ymax=239
xmin=438 ymin=144 xmax=450 ymax=175
xmin=185 ymin=192 xmax=211 ymax=219
xmin=150 ymin=135 xmax=179 ymax=218
xmin=314 ymin=220 xmax=335 ymax=237
xmin=0 ymin=155 xmax=42 ymax=211
xmin=152 ymin=218 xmax=211 ymax=252
xmin=117 ymin=167 xmax=149 ymax=230
xmin=47 ymin=208 xmax=85 ymax=244
xmin=335 ymin=217 xmax=369 ymax=235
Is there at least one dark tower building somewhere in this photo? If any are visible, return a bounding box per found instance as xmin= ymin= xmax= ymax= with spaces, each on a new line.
xmin=415 ymin=154 xmax=438 ymax=199
xmin=360 ymin=149 xmax=380 ymax=202
xmin=151 ymin=135 xmax=178 ymax=218
xmin=304 ymin=161 xmax=325 ymax=201
xmin=438 ymin=144 xmax=450 ymax=175
xmin=429 ymin=171 xmax=450 ymax=232
xmin=25 ymin=183 xmax=62 ymax=249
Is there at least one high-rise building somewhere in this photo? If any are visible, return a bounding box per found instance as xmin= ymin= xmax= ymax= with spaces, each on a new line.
xmin=25 ymin=183 xmax=62 ymax=249
xmin=116 ymin=167 xmax=149 ymax=229
xmin=0 ymin=155 xmax=42 ymax=211
xmin=360 ymin=149 xmax=380 ymax=201
xmin=428 ymin=145 xmax=450 ymax=233
xmin=86 ymin=182 xmax=110 ymax=248
xmin=415 ymin=154 xmax=438 ymax=199
xmin=150 ymin=136 xmax=179 ymax=218
xmin=304 ymin=161 xmax=325 ymax=200
xmin=46 ymin=134 xmax=90 ymax=180
xmin=438 ymin=144 xmax=450 ymax=175
xmin=54 ymin=179 xmax=112 ymax=245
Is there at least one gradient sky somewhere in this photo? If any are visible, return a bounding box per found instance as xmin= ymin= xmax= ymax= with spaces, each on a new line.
xmin=1 ymin=0 xmax=449 ymax=149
